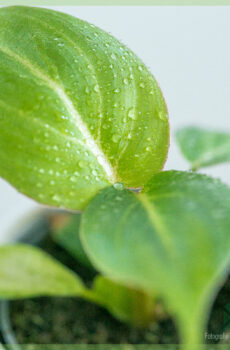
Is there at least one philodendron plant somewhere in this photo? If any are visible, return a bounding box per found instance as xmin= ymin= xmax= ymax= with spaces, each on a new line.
xmin=0 ymin=5 xmax=230 ymax=350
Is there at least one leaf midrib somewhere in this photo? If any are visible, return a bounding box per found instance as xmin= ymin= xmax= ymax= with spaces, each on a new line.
xmin=191 ymin=140 xmax=230 ymax=170
xmin=0 ymin=45 xmax=116 ymax=184
xmin=138 ymin=193 xmax=175 ymax=257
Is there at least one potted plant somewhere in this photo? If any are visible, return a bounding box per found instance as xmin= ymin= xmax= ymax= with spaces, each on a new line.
xmin=0 ymin=6 xmax=230 ymax=350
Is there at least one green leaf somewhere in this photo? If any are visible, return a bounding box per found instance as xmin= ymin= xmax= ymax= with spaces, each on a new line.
xmin=51 ymin=213 xmax=93 ymax=268
xmin=176 ymin=126 xmax=230 ymax=170
xmin=0 ymin=244 xmax=85 ymax=298
xmin=90 ymin=275 xmax=157 ymax=327
xmin=0 ymin=6 xmax=169 ymax=210
xmin=81 ymin=171 xmax=230 ymax=348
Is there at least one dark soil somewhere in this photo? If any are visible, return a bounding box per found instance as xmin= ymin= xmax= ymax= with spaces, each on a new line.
xmin=9 ymin=235 xmax=230 ymax=344
xmin=10 ymin=235 xmax=178 ymax=344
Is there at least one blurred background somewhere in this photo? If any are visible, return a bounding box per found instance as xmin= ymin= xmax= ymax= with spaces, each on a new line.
xmin=0 ymin=5 xmax=229 ymax=241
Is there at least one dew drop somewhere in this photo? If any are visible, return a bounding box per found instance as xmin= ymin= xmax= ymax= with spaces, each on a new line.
xmin=49 ymin=170 xmax=54 ymax=175
xmin=53 ymin=145 xmax=59 ymax=151
xmin=79 ymin=161 xmax=85 ymax=168
xmin=145 ymin=147 xmax=151 ymax=152
xmin=39 ymin=169 xmax=45 ymax=174
xmin=114 ymin=88 xmax=120 ymax=93
xmin=52 ymin=194 xmax=61 ymax=202
xmin=94 ymin=85 xmax=100 ymax=92
xmin=112 ymin=134 xmax=120 ymax=143
xmin=123 ymin=78 xmax=129 ymax=85
xmin=92 ymin=170 xmax=98 ymax=176
xmin=70 ymin=176 xmax=77 ymax=182
xmin=113 ymin=183 xmax=124 ymax=191
xmin=50 ymin=180 xmax=55 ymax=185
xmin=111 ymin=53 xmax=116 ymax=60
xmin=127 ymin=108 xmax=136 ymax=120
xmin=139 ymin=82 xmax=145 ymax=88
xmin=159 ymin=111 xmax=167 ymax=121
xmin=138 ymin=66 xmax=143 ymax=71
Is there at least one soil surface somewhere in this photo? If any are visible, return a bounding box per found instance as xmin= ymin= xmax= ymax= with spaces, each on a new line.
xmin=9 ymin=235 xmax=230 ymax=344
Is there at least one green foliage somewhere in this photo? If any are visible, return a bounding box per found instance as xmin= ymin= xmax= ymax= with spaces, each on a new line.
xmin=0 ymin=244 xmax=85 ymax=298
xmin=81 ymin=171 xmax=230 ymax=347
xmin=0 ymin=5 xmax=169 ymax=210
xmin=176 ymin=126 xmax=230 ymax=170
xmin=1 ymin=6 xmax=230 ymax=350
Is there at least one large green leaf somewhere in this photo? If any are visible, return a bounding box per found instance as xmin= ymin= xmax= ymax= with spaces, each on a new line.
xmin=0 ymin=244 xmax=85 ymax=298
xmin=0 ymin=6 xmax=169 ymax=210
xmin=176 ymin=126 xmax=230 ymax=170
xmin=81 ymin=171 xmax=230 ymax=348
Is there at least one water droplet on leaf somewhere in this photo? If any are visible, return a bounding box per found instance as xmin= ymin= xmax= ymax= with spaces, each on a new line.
xmin=127 ymin=108 xmax=135 ymax=120
xmin=113 ymin=183 xmax=124 ymax=191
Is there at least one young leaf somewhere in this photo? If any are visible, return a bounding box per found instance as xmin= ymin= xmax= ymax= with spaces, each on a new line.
xmin=90 ymin=275 xmax=157 ymax=327
xmin=0 ymin=6 xmax=169 ymax=210
xmin=51 ymin=213 xmax=93 ymax=268
xmin=0 ymin=244 xmax=85 ymax=298
xmin=0 ymin=243 xmax=156 ymax=327
xmin=81 ymin=171 xmax=230 ymax=348
xmin=176 ymin=126 xmax=230 ymax=170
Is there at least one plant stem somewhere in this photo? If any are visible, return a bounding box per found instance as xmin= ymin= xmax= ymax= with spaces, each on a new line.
xmin=178 ymin=311 xmax=206 ymax=350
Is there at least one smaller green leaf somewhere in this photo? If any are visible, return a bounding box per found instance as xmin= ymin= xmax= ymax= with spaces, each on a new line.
xmin=51 ymin=213 xmax=92 ymax=268
xmin=91 ymin=276 xmax=157 ymax=327
xmin=81 ymin=171 xmax=230 ymax=349
xmin=176 ymin=126 xmax=230 ymax=170
xmin=0 ymin=244 xmax=85 ymax=299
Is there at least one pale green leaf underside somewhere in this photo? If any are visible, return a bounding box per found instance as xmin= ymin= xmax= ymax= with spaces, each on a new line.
xmin=0 ymin=244 xmax=85 ymax=298
xmin=0 ymin=6 xmax=169 ymax=210
xmin=176 ymin=126 xmax=230 ymax=170
xmin=52 ymin=213 xmax=92 ymax=268
xmin=91 ymin=275 xmax=156 ymax=327
xmin=81 ymin=171 xmax=230 ymax=345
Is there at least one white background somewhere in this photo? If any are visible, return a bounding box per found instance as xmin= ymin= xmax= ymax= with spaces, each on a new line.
xmin=0 ymin=6 xmax=230 ymax=241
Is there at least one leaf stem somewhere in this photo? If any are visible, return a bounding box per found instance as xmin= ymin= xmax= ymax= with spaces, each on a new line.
xmin=178 ymin=309 xmax=206 ymax=350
